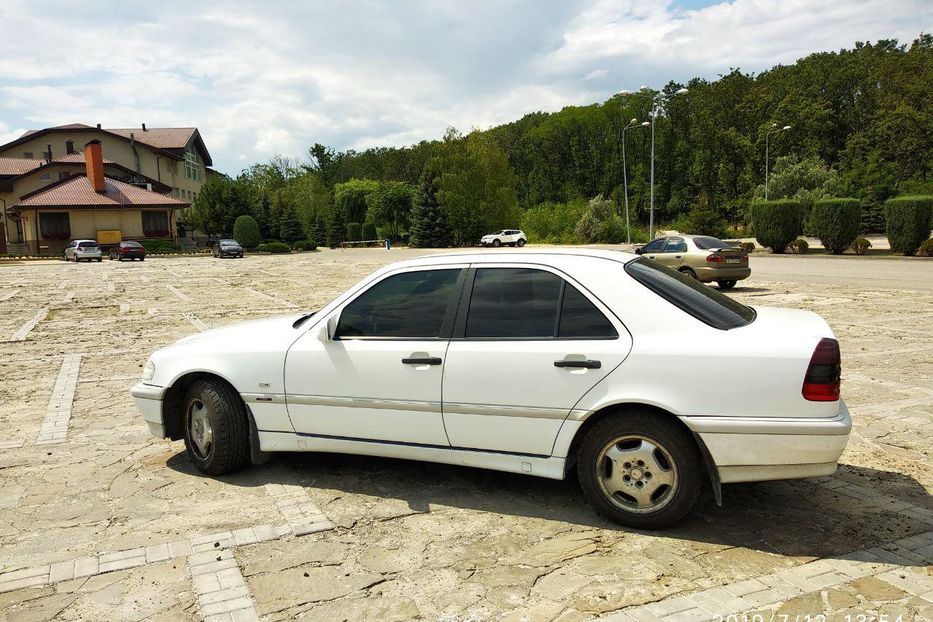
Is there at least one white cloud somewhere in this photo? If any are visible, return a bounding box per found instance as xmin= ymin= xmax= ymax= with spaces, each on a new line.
xmin=0 ymin=0 xmax=928 ymax=174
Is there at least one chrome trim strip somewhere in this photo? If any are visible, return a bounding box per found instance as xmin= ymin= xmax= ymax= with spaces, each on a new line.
xmin=443 ymin=402 xmax=571 ymax=421
xmin=286 ymin=394 xmax=441 ymax=413
xmin=241 ymin=392 xmax=287 ymax=405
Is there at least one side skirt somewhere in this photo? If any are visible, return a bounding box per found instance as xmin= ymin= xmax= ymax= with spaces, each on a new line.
xmin=257 ymin=431 xmax=567 ymax=480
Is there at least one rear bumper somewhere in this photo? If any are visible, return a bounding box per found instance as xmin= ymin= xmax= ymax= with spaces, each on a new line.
xmin=681 ymin=400 xmax=851 ymax=483
xmin=76 ymin=252 xmax=102 ymax=259
xmin=694 ymin=265 xmax=751 ymax=282
xmin=131 ymin=382 xmax=166 ymax=438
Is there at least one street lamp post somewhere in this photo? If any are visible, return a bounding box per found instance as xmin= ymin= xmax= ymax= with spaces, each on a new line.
xmin=764 ymin=124 xmax=791 ymax=200
xmin=618 ymin=86 xmax=689 ymax=240
xmin=621 ymin=118 xmax=650 ymax=244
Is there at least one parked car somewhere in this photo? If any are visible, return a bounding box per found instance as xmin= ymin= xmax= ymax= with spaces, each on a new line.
xmin=64 ymin=239 xmax=103 ymax=262
xmin=213 ymin=239 xmax=244 ymax=258
xmin=109 ymin=241 xmax=146 ymax=261
xmin=132 ymin=249 xmax=848 ymax=528
xmin=636 ymin=234 xmax=750 ymax=289
xmin=481 ymin=229 xmax=526 ymax=247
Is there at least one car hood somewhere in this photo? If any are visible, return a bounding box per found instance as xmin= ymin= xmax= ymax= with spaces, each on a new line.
xmin=173 ymin=313 xmax=308 ymax=349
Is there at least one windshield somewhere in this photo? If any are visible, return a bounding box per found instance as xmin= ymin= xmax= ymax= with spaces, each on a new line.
xmin=693 ymin=236 xmax=734 ymax=250
xmin=220 ymin=239 xmax=239 ymax=246
xmin=625 ymin=258 xmax=755 ymax=329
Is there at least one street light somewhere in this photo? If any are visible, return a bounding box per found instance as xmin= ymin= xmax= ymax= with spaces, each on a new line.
xmin=618 ymin=86 xmax=689 ymax=239
xmin=621 ymin=118 xmax=650 ymax=244
xmin=765 ymin=123 xmax=791 ymax=200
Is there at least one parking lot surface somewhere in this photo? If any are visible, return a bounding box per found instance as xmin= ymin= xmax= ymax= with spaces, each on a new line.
xmin=0 ymin=249 xmax=931 ymax=622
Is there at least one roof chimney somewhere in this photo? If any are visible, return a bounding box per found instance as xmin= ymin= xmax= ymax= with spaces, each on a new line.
xmin=96 ymin=123 xmax=101 ymax=129
xmin=142 ymin=123 xmax=147 ymax=131
xmin=84 ymin=140 xmax=106 ymax=193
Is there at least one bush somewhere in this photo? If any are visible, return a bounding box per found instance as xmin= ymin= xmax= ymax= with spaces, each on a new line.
xmin=739 ymin=242 xmax=756 ymax=253
xmin=850 ymin=237 xmax=872 ymax=255
xmin=598 ymin=216 xmax=627 ymax=244
xmin=361 ymin=221 xmax=377 ymax=241
xmin=346 ymin=222 xmax=362 ymax=242
xmin=810 ymin=198 xmax=861 ymax=254
xmin=232 ymin=215 xmax=261 ymax=249
xmin=140 ymin=239 xmax=181 ymax=254
xmin=292 ymin=240 xmax=318 ymax=251
xmin=520 ymin=199 xmax=587 ymax=244
xmin=787 ymin=238 xmax=809 ymax=254
xmin=669 ymin=203 xmax=727 ymax=238
xmin=918 ymin=238 xmax=933 ymax=257
xmin=885 ymin=196 xmax=933 ymax=255
xmin=257 ymin=241 xmax=291 ymax=254
xmin=749 ymin=200 xmax=804 ymax=253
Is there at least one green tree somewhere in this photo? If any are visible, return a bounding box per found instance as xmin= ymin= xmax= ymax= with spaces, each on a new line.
xmin=366 ymin=181 xmax=414 ymax=241
xmin=334 ymin=179 xmax=379 ymax=224
xmin=326 ymin=207 xmax=347 ymax=248
xmin=311 ymin=214 xmax=327 ymax=246
xmin=232 ymin=215 xmax=261 ymax=249
xmin=278 ymin=204 xmax=304 ymax=243
xmin=409 ymin=170 xmax=452 ymax=248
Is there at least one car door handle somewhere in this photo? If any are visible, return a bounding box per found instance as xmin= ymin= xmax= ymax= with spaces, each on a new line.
xmin=402 ymin=357 xmax=442 ymax=365
xmin=554 ymin=359 xmax=601 ymax=369
xmin=675 ymin=255 xmax=682 ymax=258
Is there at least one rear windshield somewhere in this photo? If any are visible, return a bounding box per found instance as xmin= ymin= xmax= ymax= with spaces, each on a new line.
xmin=625 ymin=258 xmax=755 ymax=330
xmin=123 ymin=242 xmax=142 ymax=248
xmin=693 ymin=236 xmax=733 ymax=250
xmin=78 ymin=242 xmax=98 ymax=248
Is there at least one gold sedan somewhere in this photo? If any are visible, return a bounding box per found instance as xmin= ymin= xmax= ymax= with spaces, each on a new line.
xmin=635 ymin=235 xmax=750 ymax=289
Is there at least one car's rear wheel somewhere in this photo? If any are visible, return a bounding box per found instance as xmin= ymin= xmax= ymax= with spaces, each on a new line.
xmin=718 ymin=280 xmax=737 ymax=290
xmin=577 ymin=412 xmax=701 ymax=528
xmin=183 ymin=379 xmax=250 ymax=475
xmin=492 ymin=239 xmax=501 ymax=247
xmin=517 ymin=239 xmax=526 ymax=247
xmin=679 ymin=267 xmax=697 ymax=280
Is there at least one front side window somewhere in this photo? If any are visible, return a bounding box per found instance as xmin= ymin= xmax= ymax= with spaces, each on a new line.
xmin=466 ymin=268 xmax=563 ymax=338
xmin=625 ymin=258 xmax=756 ymax=330
xmin=641 ymin=238 xmax=666 ymax=253
xmin=337 ymin=269 xmax=462 ymax=338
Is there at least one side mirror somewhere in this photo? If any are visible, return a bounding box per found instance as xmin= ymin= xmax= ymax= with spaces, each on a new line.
xmin=634 ymin=247 xmax=643 ymax=255
xmin=318 ymin=314 xmax=339 ymax=343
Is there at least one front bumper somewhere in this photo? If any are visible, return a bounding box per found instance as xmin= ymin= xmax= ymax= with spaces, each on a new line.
xmin=131 ymin=382 xmax=166 ymax=438
xmin=681 ymin=400 xmax=852 ymax=483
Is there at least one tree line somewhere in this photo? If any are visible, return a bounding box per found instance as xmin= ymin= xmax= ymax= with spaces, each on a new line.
xmin=186 ymin=35 xmax=932 ymax=248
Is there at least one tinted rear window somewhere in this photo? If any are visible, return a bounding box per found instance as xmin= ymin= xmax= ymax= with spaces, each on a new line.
xmin=693 ymin=236 xmax=733 ymax=250
xmin=466 ymin=268 xmax=562 ymax=338
xmin=78 ymin=242 xmax=97 ymax=248
xmin=123 ymin=242 xmax=142 ymax=248
xmin=625 ymin=258 xmax=755 ymax=330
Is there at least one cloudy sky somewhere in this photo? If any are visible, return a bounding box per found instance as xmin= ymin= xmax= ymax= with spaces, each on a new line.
xmin=0 ymin=0 xmax=929 ymax=174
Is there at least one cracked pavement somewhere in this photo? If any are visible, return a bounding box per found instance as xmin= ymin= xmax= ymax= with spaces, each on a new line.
xmin=0 ymin=249 xmax=930 ymax=621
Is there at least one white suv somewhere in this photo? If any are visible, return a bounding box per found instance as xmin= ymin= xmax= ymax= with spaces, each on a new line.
xmin=480 ymin=229 xmax=526 ymax=247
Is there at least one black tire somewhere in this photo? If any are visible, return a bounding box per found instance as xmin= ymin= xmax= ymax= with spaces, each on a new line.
xmin=96 ymin=258 xmax=102 ymax=262
xmin=492 ymin=239 xmax=501 ymax=247
xmin=679 ymin=267 xmax=698 ymax=280
xmin=182 ymin=379 xmax=251 ymax=476
xmin=718 ymin=280 xmax=736 ymax=290
xmin=140 ymin=257 xmax=145 ymax=261
xmin=577 ymin=412 xmax=702 ymax=529
xmin=517 ymin=239 xmax=526 ymax=247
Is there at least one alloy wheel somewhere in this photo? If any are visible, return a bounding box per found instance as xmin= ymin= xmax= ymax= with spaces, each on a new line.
xmin=595 ymin=434 xmax=678 ymax=514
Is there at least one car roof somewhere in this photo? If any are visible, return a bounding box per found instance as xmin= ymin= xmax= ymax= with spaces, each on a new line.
xmin=403 ymin=247 xmax=638 ymax=269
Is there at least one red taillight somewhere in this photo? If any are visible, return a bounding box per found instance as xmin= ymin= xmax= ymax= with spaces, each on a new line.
xmin=706 ymin=254 xmax=723 ymax=263
xmin=741 ymin=254 xmax=749 ymax=263
xmin=802 ymin=338 xmax=841 ymax=401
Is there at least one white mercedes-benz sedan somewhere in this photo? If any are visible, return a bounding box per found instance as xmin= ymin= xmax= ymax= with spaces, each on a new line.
xmin=132 ymin=249 xmax=850 ymax=528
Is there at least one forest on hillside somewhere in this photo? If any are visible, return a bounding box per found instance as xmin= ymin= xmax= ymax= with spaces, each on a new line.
xmin=187 ymin=35 xmax=932 ymax=247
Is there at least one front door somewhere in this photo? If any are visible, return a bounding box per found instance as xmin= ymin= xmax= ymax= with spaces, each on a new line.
xmin=284 ymin=266 xmax=466 ymax=446
xmin=657 ymin=237 xmax=687 ymax=269
xmin=442 ymin=266 xmax=631 ymax=456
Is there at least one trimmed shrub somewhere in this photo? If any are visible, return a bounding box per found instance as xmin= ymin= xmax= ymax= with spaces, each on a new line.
xmin=810 ymin=198 xmax=861 ymax=254
xmin=850 ymin=237 xmax=872 ymax=255
xmin=292 ymin=240 xmax=317 ymax=251
xmin=257 ymin=241 xmax=291 ymax=254
xmin=361 ymin=221 xmax=377 ymax=241
xmin=787 ymin=239 xmax=809 ymax=254
xmin=232 ymin=215 xmax=261 ymax=249
xmin=739 ymin=242 xmax=756 ymax=253
xmin=140 ymin=239 xmax=181 ymax=253
xmin=346 ymin=222 xmax=362 ymax=242
xmin=918 ymin=238 xmax=933 ymax=257
xmin=885 ymin=196 xmax=933 ymax=255
xmin=749 ymin=200 xmax=804 ymax=253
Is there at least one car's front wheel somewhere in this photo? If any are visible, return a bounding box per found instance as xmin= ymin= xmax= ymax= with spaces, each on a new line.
xmin=183 ymin=379 xmax=250 ymax=475
xmin=577 ymin=412 xmax=701 ymax=528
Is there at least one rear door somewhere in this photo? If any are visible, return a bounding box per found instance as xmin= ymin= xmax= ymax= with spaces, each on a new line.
xmin=442 ymin=265 xmax=631 ymax=456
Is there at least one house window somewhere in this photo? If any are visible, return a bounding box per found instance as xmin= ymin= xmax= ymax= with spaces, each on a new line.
xmin=142 ymin=211 xmax=170 ymax=237
xmin=23 ymin=152 xmax=33 ymax=159
xmin=66 ymin=140 xmax=75 ymax=154
xmin=40 ymin=173 xmax=51 ymax=181
xmin=59 ymin=172 xmax=71 ymax=181
xmin=184 ymin=146 xmax=200 ymax=181
xmin=39 ymin=212 xmax=70 ymax=240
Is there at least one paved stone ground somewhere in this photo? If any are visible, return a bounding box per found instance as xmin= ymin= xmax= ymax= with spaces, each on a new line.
xmin=0 ymin=249 xmax=930 ymax=621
